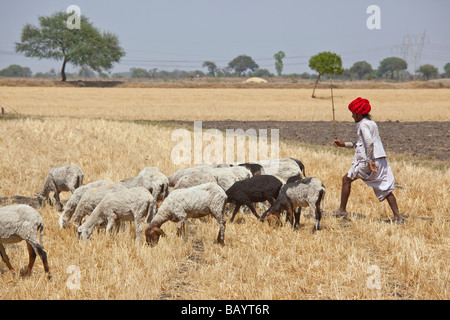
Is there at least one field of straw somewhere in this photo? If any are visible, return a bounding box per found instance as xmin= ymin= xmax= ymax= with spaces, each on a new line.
xmin=1 ymin=86 xmax=449 ymax=122
xmin=0 ymin=85 xmax=449 ymax=300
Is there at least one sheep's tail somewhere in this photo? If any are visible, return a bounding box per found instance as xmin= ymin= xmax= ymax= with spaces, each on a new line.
xmin=320 ymin=185 xmax=326 ymax=213
xmin=38 ymin=221 xmax=45 ymax=249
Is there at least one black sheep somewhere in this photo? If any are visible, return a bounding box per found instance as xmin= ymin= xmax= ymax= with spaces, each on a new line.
xmin=225 ymin=175 xmax=282 ymax=222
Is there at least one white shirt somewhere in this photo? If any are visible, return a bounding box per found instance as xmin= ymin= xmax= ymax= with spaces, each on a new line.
xmin=345 ymin=118 xmax=387 ymax=162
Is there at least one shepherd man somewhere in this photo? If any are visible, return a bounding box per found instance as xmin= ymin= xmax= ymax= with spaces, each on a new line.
xmin=333 ymin=97 xmax=404 ymax=224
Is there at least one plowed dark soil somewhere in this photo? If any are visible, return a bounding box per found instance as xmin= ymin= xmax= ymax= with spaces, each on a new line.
xmin=160 ymin=120 xmax=449 ymax=161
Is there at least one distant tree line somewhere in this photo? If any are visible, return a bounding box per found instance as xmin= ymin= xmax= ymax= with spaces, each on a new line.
xmin=2 ymin=58 xmax=449 ymax=81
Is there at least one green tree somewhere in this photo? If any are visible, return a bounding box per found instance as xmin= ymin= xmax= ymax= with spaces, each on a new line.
xmin=273 ymin=50 xmax=286 ymax=76
xmin=228 ymin=55 xmax=259 ymax=77
xmin=15 ymin=11 xmax=125 ymax=81
xmin=417 ymin=64 xmax=439 ymax=80
xmin=349 ymin=61 xmax=373 ymax=80
xmin=377 ymin=57 xmax=407 ymax=80
xmin=202 ymin=61 xmax=218 ymax=77
xmin=0 ymin=64 xmax=32 ymax=77
xmin=130 ymin=68 xmax=150 ymax=78
xmin=443 ymin=62 xmax=450 ymax=78
xmin=309 ymin=51 xmax=343 ymax=98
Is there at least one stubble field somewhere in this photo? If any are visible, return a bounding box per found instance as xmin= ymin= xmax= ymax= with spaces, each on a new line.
xmin=0 ymin=83 xmax=449 ymax=300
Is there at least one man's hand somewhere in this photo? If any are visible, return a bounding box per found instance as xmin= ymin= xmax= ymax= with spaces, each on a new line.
xmin=369 ymin=161 xmax=378 ymax=173
xmin=334 ymin=140 xmax=345 ymax=147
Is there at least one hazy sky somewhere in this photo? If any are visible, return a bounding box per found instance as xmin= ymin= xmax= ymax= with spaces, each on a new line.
xmin=0 ymin=0 xmax=449 ymax=75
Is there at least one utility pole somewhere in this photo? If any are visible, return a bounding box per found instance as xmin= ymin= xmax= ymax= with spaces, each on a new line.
xmin=392 ymin=30 xmax=427 ymax=76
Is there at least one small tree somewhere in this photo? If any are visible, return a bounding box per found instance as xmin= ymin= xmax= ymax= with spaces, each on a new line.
xmin=202 ymin=61 xmax=218 ymax=77
xmin=378 ymin=57 xmax=407 ymax=80
xmin=0 ymin=64 xmax=32 ymax=77
xmin=228 ymin=55 xmax=259 ymax=77
xmin=349 ymin=61 xmax=373 ymax=80
xmin=273 ymin=51 xmax=286 ymax=76
xmin=15 ymin=11 xmax=125 ymax=81
xmin=309 ymin=51 xmax=343 ymax=98
xmin=444 ymin=63 xmax=450 ymax=78
xmin=417 ymin=64 xmax=439 ymax=80
xmin=130 ymin=68 xmax=150 ymax=78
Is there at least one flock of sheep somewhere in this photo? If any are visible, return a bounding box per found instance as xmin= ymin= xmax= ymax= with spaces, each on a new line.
xmin=0 ymin=158 xmax=326 ymax=279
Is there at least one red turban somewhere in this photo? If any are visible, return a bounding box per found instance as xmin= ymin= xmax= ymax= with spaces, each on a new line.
xmin=348 ymin=97 xmax=371 ymax=114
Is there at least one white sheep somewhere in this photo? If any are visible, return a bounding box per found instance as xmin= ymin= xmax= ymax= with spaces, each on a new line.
xmin=58 ymin=180 xmax=110 ymax=229
xmin=145 ymin=183 xmax=227 ymax=246
xmin=0 ymin=204 xmax=51 ymax=278
xmin=213 ymin=166 xmax=252 ymax=191
xmin=138 ymin=167 xmax=169 ymax=211
xmin=168 ymin=164 xmax=217 ymax=187
xmin=172 ymin=170 xmax=217 ymax=190
xmin=37 ymin=164 xmax=84 ymax=212
xmin=77 ymin=187 xmax=154 ymax=243
xmin=257 ymin=158 xmax=304 ymax=181
xmin=69 ymin=182 xmax=127 ymax=228
xmin=260 ymin=177 xmax=326 ymax=233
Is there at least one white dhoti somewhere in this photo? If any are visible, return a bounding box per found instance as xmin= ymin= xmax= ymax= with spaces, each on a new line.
xmin=347 ymin=157 xmax=395 ymax=202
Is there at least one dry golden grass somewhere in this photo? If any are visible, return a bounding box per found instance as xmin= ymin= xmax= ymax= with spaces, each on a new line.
xmin=1 ymin=87 xmax=449 ymax=122
xmin=0 ymin=117 xmax=448 ymax=300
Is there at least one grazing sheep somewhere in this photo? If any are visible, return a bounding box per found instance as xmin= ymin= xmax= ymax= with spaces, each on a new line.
xmin=77 ymin=187 xmax=154 ymax=243
xmin=58 ymin=180 xmax=110 ymax=229
xmin=260 ymin=177 xmax=326 ymax=233
xmin=257 ymin=158 xmax=305 ymax=181
xmin=172 ymin=170 xmax=217 ymax=190
xmin=225 ymin=175 xmax=283 ymax=222
xmin=0 ymin=205 xmax=51 ymax=279
xmin=69 ymin=182 xmax=127 ymax=228
xmin=37 ymin=164 xmax=84 ymax=212
xmin=214 ymin=166 xmax=252 ymax=191
xmin=168 ymin=165 xmax=216 ymax=187
xmin=289 ymin=158 xmax=307 ymax=178
xmin=145 ymin=183 xmax=227 ymax=246
xmin=236 ymin=163 xmax=265 ymax=176
xmin=138 ymin=167 xmax=169 ymax=205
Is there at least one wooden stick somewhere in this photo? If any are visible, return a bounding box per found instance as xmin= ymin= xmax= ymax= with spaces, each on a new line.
xmin=330 ymin=78 xmax=337 ymax=140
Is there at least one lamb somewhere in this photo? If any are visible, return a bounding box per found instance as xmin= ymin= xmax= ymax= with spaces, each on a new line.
xmin=58 ymin=180 xmax=110 ymax=229
xmin=260 ymin=177 xmax=326 ymax=233
xmin=37 ymin=164 xmax=84 ymax=211
xmin=145 ymin=183 xmax=227 ymax=246
xmin=172 ymin=170 xmax=217 ymax=190
xmin=0 ymin=205 xmax=51 ymax=279
xmin=77 ymin=187 xmax=154 ymax=243
xmin=225 ymin=175 xmax=283 ymax=222
xmin=257 ymin=158 xmax=305 ymax=181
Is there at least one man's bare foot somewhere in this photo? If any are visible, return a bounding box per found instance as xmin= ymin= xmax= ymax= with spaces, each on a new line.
xmin=392 ymin=215 xmax=406 ymax=225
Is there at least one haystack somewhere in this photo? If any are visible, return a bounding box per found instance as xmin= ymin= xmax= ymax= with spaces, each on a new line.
xmin=244 ymin=77 xmax=268 ymax=84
